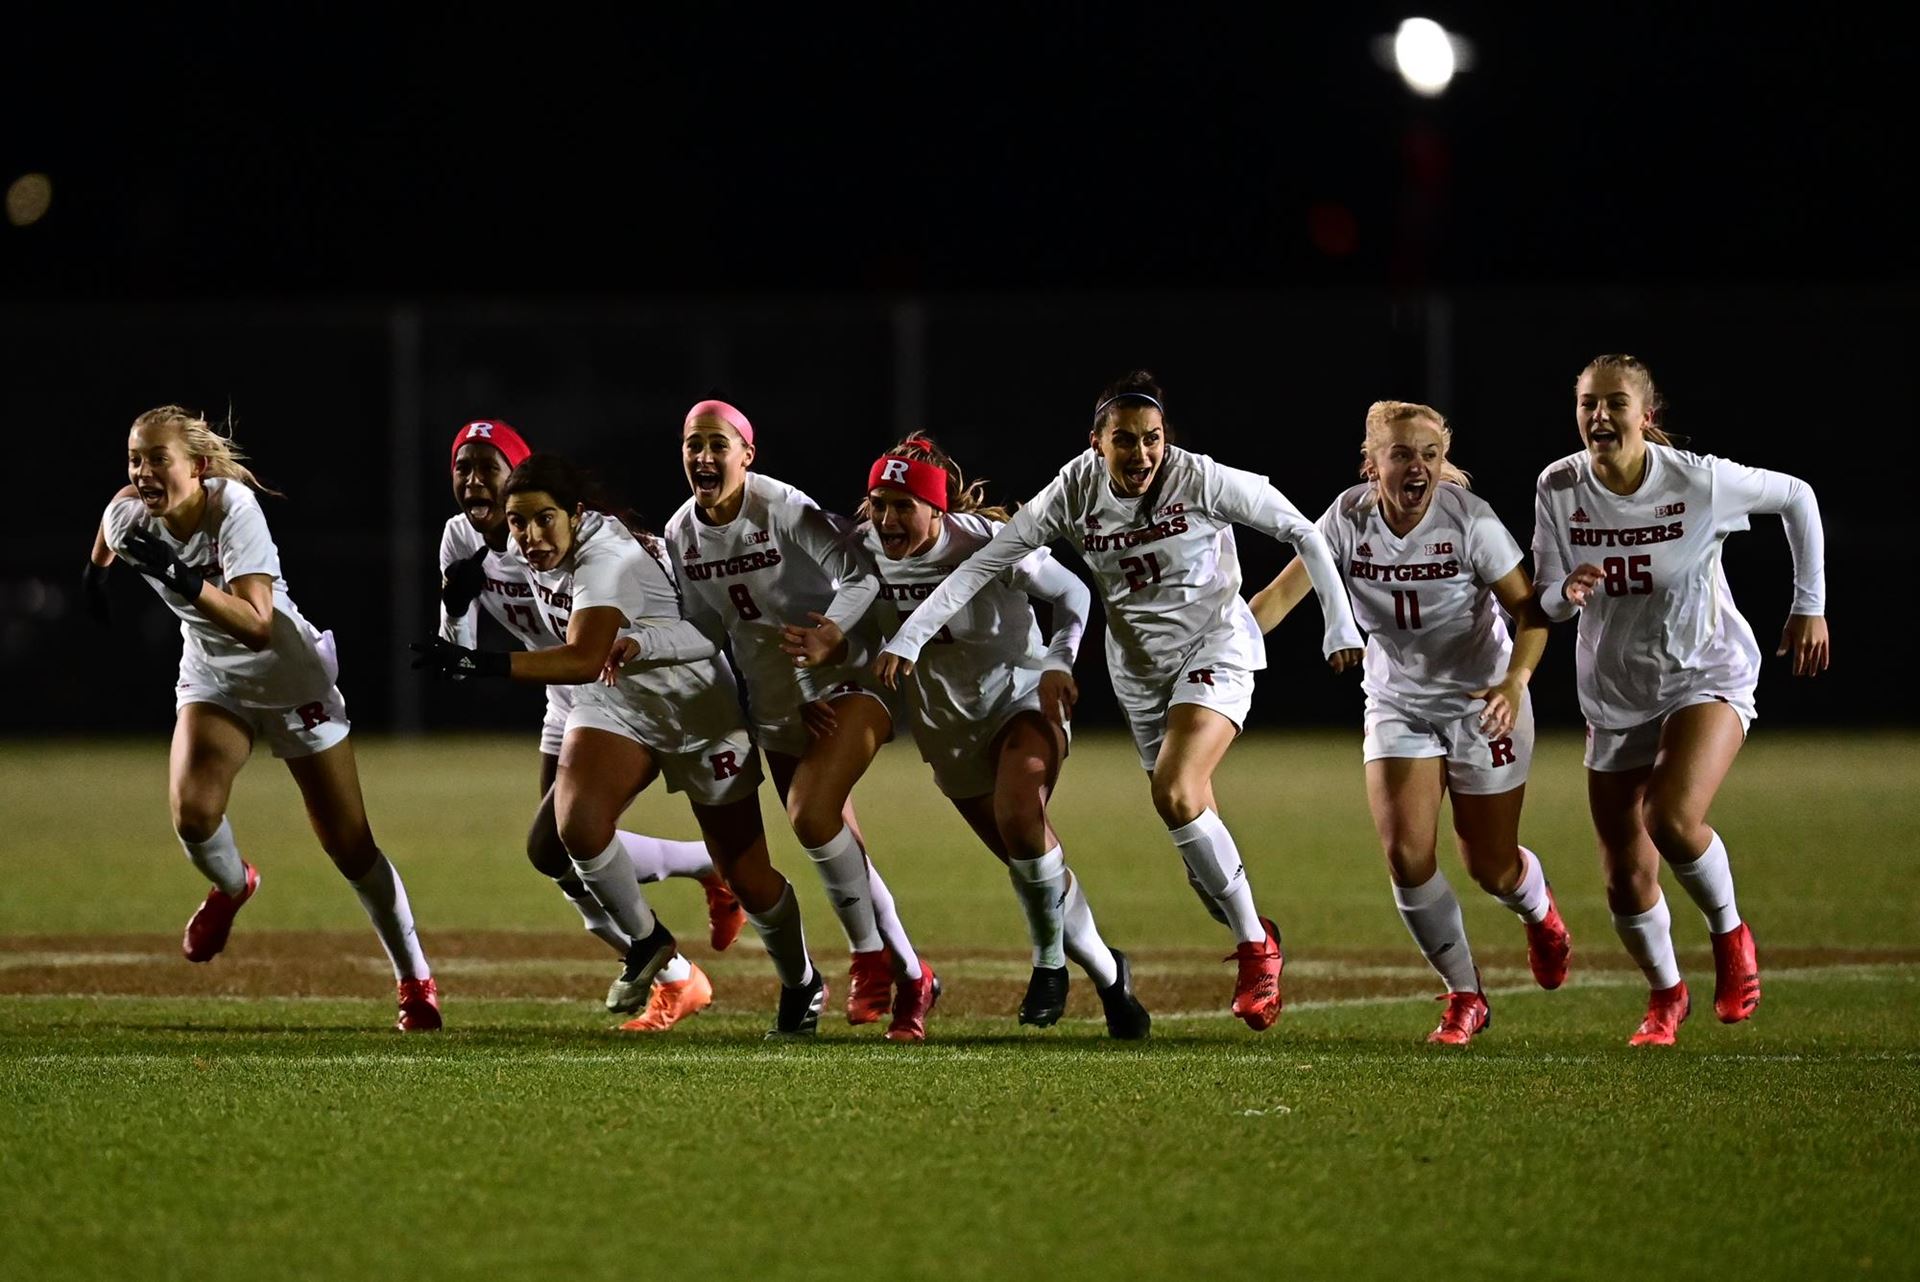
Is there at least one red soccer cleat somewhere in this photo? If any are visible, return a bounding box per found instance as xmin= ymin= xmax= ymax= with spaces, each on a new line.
xmin=396 ymin=977 xmax=443 ymax=1032
xmin=621 ymin=963 xmax=714 ymax=1033
xmin=1226 ymin=917 xmax=1284 ymax=1031
xmin=1628 ymin=980 xmax=1690 ymax=1046
xmin=182 ymin=862 xmax=260 ymax=963
xmin=700 ymin=875 xmax=746 ymax=952
xmin=846 ymin=949 xmax=893 ymax=1025
xmin=1427 ymin=988 xmax=1491 ymax=1045
xmin=1524 ymin=890 xmax=1573 ymax=990
xmin=884 ymin=960 xmax=940 ymax=1043
xmin=1710 ymin=922 xmax=1761 ymax=1024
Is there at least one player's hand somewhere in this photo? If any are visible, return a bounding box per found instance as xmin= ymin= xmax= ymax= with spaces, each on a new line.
xmin=800 ymin=698 xmax=838 ymax=740
xmin=1777 ymin=613 xmax=1830 ymax=677
xmin=440 ymin=545 xmax=490 ymax=617
xmin=1038 ymin=669 xmax=1079 ymax=726
xmin=779 ymin=613 xmax=848 ymax=669
xmin=1562 ymin=564 xmax=1605 ymax=608
xmin=600 ymin=636 xmax=641 ymax=685
xmin=81 ymin=560 xmax=113 ymax=627
xmin=1472 ymin=676 xmax=1525 ymax=740
xmin=121 ymin=528 xmax=206 ymax=602
xmin=409 ymin=637 xmax=509 ymax=681
xmin=871 ymin=651 xmax=914 ymax=689
xmin=1328 ymin=647 xmax=1364 ymax=673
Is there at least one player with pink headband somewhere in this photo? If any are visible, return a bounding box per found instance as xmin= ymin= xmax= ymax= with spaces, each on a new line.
xmin=784 ymin=434 xmax=1151 ymax=1037
xmin=86 ymin=405 xmax=441 ymax=1031
xmin=656 ymin=398 xmax=940 ymax=1041
xmin=433 ymin=419 xmax=741 ymax=1032
xmin=873 ymin=371 xmax=1366 ymax=1032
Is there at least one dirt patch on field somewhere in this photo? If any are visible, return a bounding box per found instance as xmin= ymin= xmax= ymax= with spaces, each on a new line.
xmin=3 ymin=932 xmax=1915 ymax=1020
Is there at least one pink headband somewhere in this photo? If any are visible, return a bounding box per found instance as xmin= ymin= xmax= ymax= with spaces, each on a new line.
xmin=684 ymin=399 xmax=754 ymax=446
xmin=450 ymin=420 xmax=532 ymax=474
xmin=867 ymin=452 xmax=949 ymax=512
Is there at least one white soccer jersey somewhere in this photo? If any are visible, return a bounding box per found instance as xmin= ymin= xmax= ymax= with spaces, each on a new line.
xmin=1318 ymin=482 xmax=1524 ymax=723
xmin=525 ymin=512 xmax=737 ymax=753
xmin=102 ymin=479 xmax=336 ymax=708
xmin=883 ymin=446 xmax=1363 ymax=681
xmin=437 ymin=516 xmax=562 ymax=651
xmin=862 ymin=511 xmax=1089 ymax=753
xmin=664 ymin=472 xmax=881 ymax=729
xmin=1532 ymin=443 xmax=1825 ymax=730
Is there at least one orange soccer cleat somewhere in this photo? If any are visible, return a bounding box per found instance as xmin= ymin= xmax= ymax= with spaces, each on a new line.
xmin=1227 ymin=917 xmax=1284 ymax=1031
xmin=1524 ymin=889 xmax=1573 ymax=990
xmin=700 ymin=875 xmax=746 ymax=952
xmin=1628 ymin=980 xmax=1691 ymax=1046
xmin=1710 ymin=923 xmax=1761 ymax=1024
xmin=182 ymin=862 xmax=260 ymax=963
xmin=846 ymin=949 xmax=894 ymax=1025
xmin=883 ymin=961 xmax=940 ymax=1043
xmin=621 ymin=963 xmax=715 ymax=1033
xmin=1427 ymin=988 xmax=1491 ymax=1046
xmin=396 ymin=977 xmax=443 ymax=1032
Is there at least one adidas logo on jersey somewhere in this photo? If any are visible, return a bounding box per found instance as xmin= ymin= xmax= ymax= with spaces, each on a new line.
xmin=1085 ymin=515 xmax=1102 ymax=531
xmin=1356 ymin=541 xmax=1374 ymax=558
xmin=1571 ymin=507 xmax=1590 ymax=523
xmin=683 ymin=543 xmax=698 ymax=559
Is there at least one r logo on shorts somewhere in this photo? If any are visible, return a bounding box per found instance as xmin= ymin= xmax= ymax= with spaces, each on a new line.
xmin=1489 ymin=736 xmax=1516 ymax=767
xmin=709 ymin=750 xmax=742 ymax=780
xmin=296 ymin=702 xmax=331 ymax=730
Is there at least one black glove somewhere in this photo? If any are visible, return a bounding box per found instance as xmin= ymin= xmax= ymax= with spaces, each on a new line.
xmin=410 ymin=637 xmax=510 ymax=681
xmin=440 ymin=545 xmax=490 ymax=617
xmin=122 ymin=528 xmax=206 ymax=601
xmin=81 ymin=561 xmax=113 ymax=627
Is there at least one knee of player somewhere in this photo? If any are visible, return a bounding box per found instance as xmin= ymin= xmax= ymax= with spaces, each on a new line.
xmin=991 ymin=802 xmax=1050 ymax=861
xmin=555 ymin=813 xmax=614 ymax=862
xmin=1638 ymin=798 xmax=1697 ymax=857
xmin=1459 ymin=845 xmax=1523 ymax=895
xmin=786 ymin=798 xmax=840 ymax=850
xmin=1380 ymin=835 xmax=1439 ymax=876
xmin=524 ymin=820 xmax=572 ymax=878
xmin=170 ymin=801 xmax=224 ymax=845
xmin=1149 ymin=774 xmax=1207 ymax=827
xmin=1603 ymin=859 xmax=1658 ymax=906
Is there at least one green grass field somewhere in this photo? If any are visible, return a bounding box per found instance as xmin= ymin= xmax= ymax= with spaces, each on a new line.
xmin=4 ymin=732 xmax=1917 ymax=1281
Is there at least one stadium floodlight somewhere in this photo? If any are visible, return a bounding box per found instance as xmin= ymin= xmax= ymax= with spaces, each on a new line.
xmin=1372 ymin=18 xmax=1474 ymax=98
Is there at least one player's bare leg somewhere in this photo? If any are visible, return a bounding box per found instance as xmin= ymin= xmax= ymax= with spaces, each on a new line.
xmin=693 ymin=793 xmax=822 ymax=1035
xmin=1591 ymin=765 xmax=1688 ymax=1043
xmin=1452 ymin=782 xmax=1568 ymax=989
xmin=1369 ymin=757 xmax=1485 ymax=1041
xmin=552 ymin=728 xmax=675 ymax=995
xmin=171 ymin=703 xmax=258 ymax=961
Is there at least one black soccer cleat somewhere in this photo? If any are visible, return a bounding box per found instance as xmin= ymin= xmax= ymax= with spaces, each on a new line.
xmin=619 ymin=919 xmax=678 ymax=992
xmin=1018 ymin=965 xmax=1070 ymax=1027
xmin=1096 ymin=950 xmax=1152 ymax=1041
xmin=766 ymin=965 xmax=828 ymax=1040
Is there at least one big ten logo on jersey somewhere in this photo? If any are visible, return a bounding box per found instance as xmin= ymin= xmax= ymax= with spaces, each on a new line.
xmin=745 ymin=529 xmax=771 ymax=545
xmin=1423 ymin=541 xmax=1453 ymax=555
xmin=1655 ymin=502 xmax=1686 ymax=517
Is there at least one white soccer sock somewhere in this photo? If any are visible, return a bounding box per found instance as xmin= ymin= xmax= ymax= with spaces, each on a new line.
xmin=744 ymin=882 xmax=814 ymax=988
xmin=556 ymin=875 xmax=629 ymax=955
xmin=656 ymin=953 xmax=693 ymax=985
xmin=1494 ymin=847 xmax=1553 ymax=925
xmin=1184 ymin=865 xmax=1229 ymax=925
xmin=1007 ymin=847 xmax=1070 ymax=969
xmin=180 ymin=817 xmax=248 ymax=897
xmin=571 ymin=836 xmax=659 ymax=943
xmin=350 ymin=852 xmax=431 ymax=981
xmin=1062 ymin=871 xmax=1120 ymax=989
xmin=1669 ymin=830 xmax=1742 ymax=935
xmin=801 ymin=825 xmax=885 ymax=954
xmin=1612 ymin=892 xmax=1682 ymax=990
xmin=1170 ymin=810 xmax=1265 ymax=944
xmin=618 ymin=830 xmax=715 ymax=884
xmin=1392 ymin=870 xmax=1479 ymax=993
xmin=866 ymin=859 xmax=922 ymax=980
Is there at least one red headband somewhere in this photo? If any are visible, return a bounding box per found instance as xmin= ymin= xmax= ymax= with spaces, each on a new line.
xmin=684 ymin=399 xmax=754 ymax=446
xmin=867 ymin=453 xmax=949 ymax=511
xmin=450 ymin=420 xmax=532 ymax=474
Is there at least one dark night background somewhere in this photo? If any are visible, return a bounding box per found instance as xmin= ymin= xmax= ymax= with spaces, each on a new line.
xmin=5 ymin=5 xmax=1914 ymax=735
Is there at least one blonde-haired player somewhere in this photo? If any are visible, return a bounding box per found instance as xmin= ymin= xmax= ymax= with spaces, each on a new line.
xmin=434 ymin=419 xmax=740 ymax=1032
xmin=784 ymin=435 xmax=1151 ymax=1037
xmin=1534 ymin=354 xmax=1829 ymax=1046
xmin=875 ymin=372 xmax=1365 ymax=1030
xmin=414 ymin=453 xmax=830 ymax=1037
xmin=663 ymin=400 xmax=938 ymax=1042
xmin=90 ymin=405 xmax=440 ymax=1030
xmin=1252 ymin=401 xmax=1571 ymax=1045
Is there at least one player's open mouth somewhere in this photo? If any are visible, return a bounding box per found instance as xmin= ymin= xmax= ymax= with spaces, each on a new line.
xmin=1589 ymin=425 xmax=1619 ymax=446
xmin=691 ymin=468 xmax=722 ymax=498
xmin=462 ymin=494 xmax=494 ymax=520
xmin=1123 ymin=464 xmax=1154 ymax=490
xmin=136 ymin=484 xmax=166 ymax=505
xmin=524 ymin=548 xmax=555 ymax=569
xmin=1401 ymin=477 xmax=1429 ymax=506
xmin=878 ymin=529 xmax=910 ymax=558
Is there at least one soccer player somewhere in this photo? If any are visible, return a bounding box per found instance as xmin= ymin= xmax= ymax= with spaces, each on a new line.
xmin=436 ymin=419 xmax=740 ymax=1032
xmin=782 ymin=435 xmax=1152 ymax=1038
xmin=874 ymin=372 xmax=1366 ymax=1030
xmin=89 ymin=405 xmax=440 ymax=1030
xmin=413 ymin=453 xmax=829 ymax=1037
xmin=1533 ymin=354 xmax=1829 ymax=1046
xmin=661 ymin=400 xmax=938 ymax=1042
xmin=1250 ymin=401 xmax=1571 ymax=1045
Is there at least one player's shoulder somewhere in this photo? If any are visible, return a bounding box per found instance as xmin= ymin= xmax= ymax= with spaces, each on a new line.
xmin=101 ymin=489 xmax=148 ymax=544
xmin=946 ymin=510 xmax=1001 ymax=543
xmin=1653 ymin=442 xmax=1718 ymax=476
xmin=206 ymin=476 xmax=263 ymax=519
xmin=749 ymin=471 xmax=814 ymax=513
xmin=1329 ymin=482 xmax=1377 ymax=525
xmin=440 ymin=513 xmax=481 ymax=551
xmin=1434 ymin=481 xmax=1496 ymax=522
xmin=663 ymin=498 xmax=699 ymax=538
xmin=1537 ymin=451 xmax=1588 ymax=492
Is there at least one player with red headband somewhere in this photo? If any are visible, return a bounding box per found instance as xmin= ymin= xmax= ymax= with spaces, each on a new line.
xmin=784 ymin=435 xmax=1151 ymax=1037
xmin=435 ymin=419 xmax=741 ymax=1032
xmin=86 ymin=406 xmax=441 ymax=1031
xmin=416 ymin=453 xmax=831 ymax=1038
xmin=656 ymin=399 xmax=938 ymax=1042
xmin=874 ymin=372 xmax=1366 ymax=1032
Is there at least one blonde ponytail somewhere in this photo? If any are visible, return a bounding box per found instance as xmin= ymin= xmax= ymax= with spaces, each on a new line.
xmin=131 ymin=405 xmax=280 ymax=495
